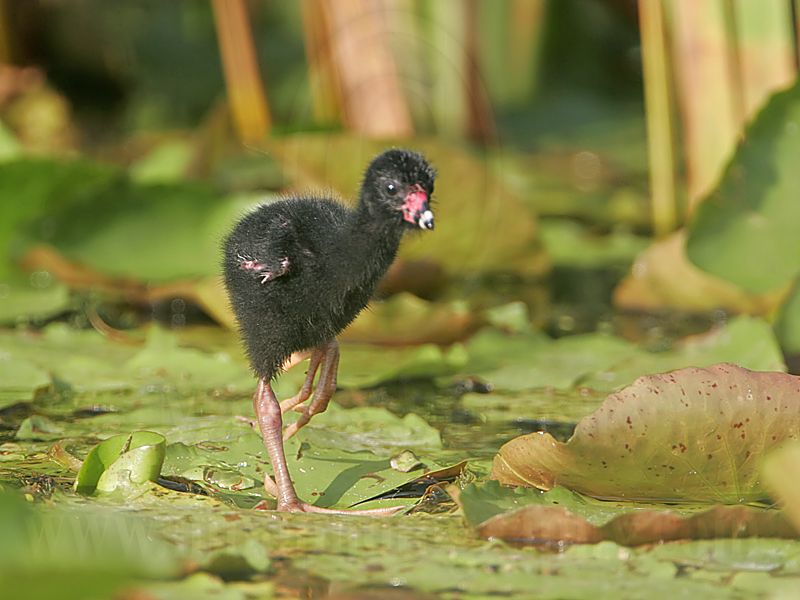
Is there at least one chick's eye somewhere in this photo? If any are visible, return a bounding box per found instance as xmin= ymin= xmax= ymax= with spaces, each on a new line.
xmin=385 ymin=182 xmax=398 ymax=195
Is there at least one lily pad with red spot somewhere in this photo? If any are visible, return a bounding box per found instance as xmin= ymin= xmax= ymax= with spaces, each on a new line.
xmin=492 ymin=363 xmax=800 ymax=503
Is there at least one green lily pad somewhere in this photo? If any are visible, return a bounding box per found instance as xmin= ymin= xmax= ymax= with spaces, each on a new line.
xmin=125 ymin=325 xmax=254 ymax=393
xmin=140 ymin=572 xmax=273 ymax=600
xmin=463 ymin=316 xmax=783 ymax=395
xmin=0 ymin=351 xmax=50 ymax=408
xmin=0 ymin=277 xmax=71 ymax=324
xmin=75 ymin=431 xmax=166 ymax=495
xmin=539 ymin=218 xmax=649 ymax=268
xmin=161 ymin=409 xmax=448 ymax=510
xmin=201 ymin=538 xmax=271 ymax=577
xmin=306 ymin=402 xmax=442 ymax=452
xmin=335 ymin=342 xmax=468 ymax=390
xmin=493 ymin=363 xmax=800 ymax=502
xmin=469 ymin=330 xmax=640 ymax=391
xmin=581 ymin=315 xmax=786 ymax=392
xmin=686 ymin=80 xmax=800 ymax=293
xmin=0 ymin=324 xmax=138 ymax=394
xmin=0 ymin=489 xmax=178 ymax=600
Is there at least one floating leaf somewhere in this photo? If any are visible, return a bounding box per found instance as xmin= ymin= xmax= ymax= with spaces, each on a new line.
xmin=336 ymin=342 xmax=468 ymax=390
xmin=466 ymin=329 xmax=639 ymax=391
xmin=124 ymin=325 xmax=254 ymax=393
xmin=0 ymin=277 xmax=71 ymax=324
xmin=0 ymin=352 xmax=50 ymax=408
xmin=580 ymin=316 xmax=786 ymax=392
xmin=463 ymin=316 xmax=783 ymax=395
xmin=161 ymin=410 xmax=449 ymax=510
xmin=75 ymin=431 xmax=166 ymax=495
xmin=493 ymin=364 xmax=800 ymax=502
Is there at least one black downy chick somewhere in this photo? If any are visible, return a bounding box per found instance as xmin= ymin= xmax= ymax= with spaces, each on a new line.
xmin=223 ymin=149 xmax=436 ymax=513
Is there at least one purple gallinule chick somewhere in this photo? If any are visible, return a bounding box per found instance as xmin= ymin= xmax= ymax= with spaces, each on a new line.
xmin=223 ymin=149 xmax=436 ymax=513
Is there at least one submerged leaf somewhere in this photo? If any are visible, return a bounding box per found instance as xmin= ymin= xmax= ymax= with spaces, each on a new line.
xmin=493 ymin=364 xmax=800 ymax=502
xmin=477 ymin=503 xmax=795 ymax=547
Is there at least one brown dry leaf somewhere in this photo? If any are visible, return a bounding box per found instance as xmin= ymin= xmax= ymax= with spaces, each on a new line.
xmin=477 ymin=504 xmax=796 ymax=547
xmin=613 ymin=231 xmax=787 ymax=314
xmin=21 ymin=244 xmax=201 ymax=304
xmin=340 ymin=293 xmax=478 ymax=346
xmin=492 ymin=363 xmax=800 ymax=502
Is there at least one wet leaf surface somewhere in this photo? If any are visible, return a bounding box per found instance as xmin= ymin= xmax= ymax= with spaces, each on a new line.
xmin=493 ymin=363 xmax=800 ymax=502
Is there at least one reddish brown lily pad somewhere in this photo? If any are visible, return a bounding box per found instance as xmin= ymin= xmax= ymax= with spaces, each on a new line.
xmin=492 ymin=363 xmax=800 ymax=502
xmin=478 ymin=504 xmax=797 ymax=547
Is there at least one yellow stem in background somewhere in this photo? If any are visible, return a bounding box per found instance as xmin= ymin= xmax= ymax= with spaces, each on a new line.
xmin=320 ymin=0 xmax=414 ymax=138
xmin=0 ymin=0 xmax=12 ymax=63
xmin=211 ymin=0 xmax=271 ymax=144
xmin=301 ymin=0 xmax=342 ymax=124
xmin=638 ymin=0 xmax=678 ymax=236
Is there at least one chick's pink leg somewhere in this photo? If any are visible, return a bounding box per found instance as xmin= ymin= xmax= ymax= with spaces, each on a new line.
xmin=283 ymin=340 xmax=339 ymax=440
xmin=253 ymin=371 xmax=402 ymax=515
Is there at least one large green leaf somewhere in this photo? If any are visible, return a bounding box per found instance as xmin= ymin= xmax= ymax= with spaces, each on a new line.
xmin=686 ymin=81 xmax=800 ymax=293
xmin=493 ymin=363 xmax=800 ymax=502
xmin=161 ymin=407 xmax=446 ymax=510
xmin=0 ymin=158 xmax=120 ymax=279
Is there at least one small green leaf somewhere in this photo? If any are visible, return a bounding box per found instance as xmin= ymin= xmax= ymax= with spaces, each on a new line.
xmin=15 ymin=415 xmax=64 ymax=441
xmin=75 ymin=431 xmax=166 ymax=495
xmin=0 ymin=352 xmax=50 ymax=409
